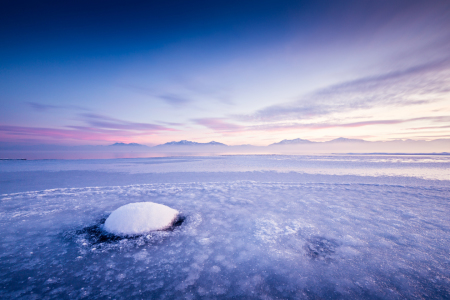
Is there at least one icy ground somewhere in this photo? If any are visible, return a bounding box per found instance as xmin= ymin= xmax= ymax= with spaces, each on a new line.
xmin=0 ymin=155 xmax=449 ymax=299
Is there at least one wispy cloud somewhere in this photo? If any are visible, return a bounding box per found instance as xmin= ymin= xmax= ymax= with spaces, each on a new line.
xmin=172 ymin=77 xmax=234 ymax=105
xmin=123 ymin=85 xmax=194 ymax=107
xmin=27 ymin=102 xmax=90 ymax=112
xmin=0 ymin=125 xmax=130 ymax=142
xmin=249 ymin=116 xmax=450 ymax=132
xmin=124 ymin=82 xmax=233 ymax=106
xmin=194 ymin=116 xmax=450 ymax=133
xmin=27 ymin=102 xmax=59 ymax=111
xmin=237 ymin=58 xmax=450 ymax=122
xmin=159 ymin=121 xmax=185 ymax=127
xmin=0 ymin=114 xmax=177 ymax=143
xmin=193 ymin=118 xmax=244 ymax=131
xmin=158 ymin=94 xmax=192 ymax=106
xmin=409 ymin=125 xmax=450 ymax=130
xmin=80 ymin=113 xmax=175 ymax=131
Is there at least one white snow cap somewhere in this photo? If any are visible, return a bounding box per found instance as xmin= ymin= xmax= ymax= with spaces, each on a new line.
xmin=104 ymin=202 xmax=179 ymax=236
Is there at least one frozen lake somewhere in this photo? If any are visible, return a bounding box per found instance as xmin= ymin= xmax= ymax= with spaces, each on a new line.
xmin=1 ymin=155 xmax=449 ymax=299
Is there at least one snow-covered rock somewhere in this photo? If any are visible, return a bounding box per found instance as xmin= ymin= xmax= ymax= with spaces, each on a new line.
xmin=103 ymin=202 xmax=179 ymax=236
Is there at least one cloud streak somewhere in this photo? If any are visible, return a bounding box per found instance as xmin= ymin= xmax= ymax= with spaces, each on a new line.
xmin=250 ymin=116 xmax=450 ymax=132
xmin=195 ymin=116 xmax=450 ymax=133
xmin=0 ymin=125 xmax=127 ymax=142
xmin=27 ymin=102 xmax=90 ymax=112
xmin=237 ymin=58 xmax=450 ymax=122
xmin=123 ymin=85 xmax=193 ymax=107
xmin=193 ymin=118 xmax=244 ymax=131
xmin=80 ymin=113 xmax=176 ymax=132
xmin=0 ymin=114 xmax=177 ymax=143
xmin=158 ymin=94 xmax=192 ymax=106
xmin=125 ymin=83 xmax=230 ymax=107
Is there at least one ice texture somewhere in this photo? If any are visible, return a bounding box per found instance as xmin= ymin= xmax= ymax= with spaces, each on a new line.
xmin=0 ymin=155 xmax=449 ymax=299
xmin=104 ymin=202 xmax=179 ymax=236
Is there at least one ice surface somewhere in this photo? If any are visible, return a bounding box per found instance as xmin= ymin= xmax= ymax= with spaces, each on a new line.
xmin=104 ymin=202 xmax=179 ymax=236
xmin=0 ymin=155 xmax=449 ymax=299
xmin=1 ymin=154 xmax=450 ymax=180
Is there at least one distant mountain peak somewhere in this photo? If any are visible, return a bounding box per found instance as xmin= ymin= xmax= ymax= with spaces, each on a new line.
xmin=328 ymin=137 xmax=366 ymax=143
xmin=110 ymin=142 xmax=145 ymax=147
xmin=208 ymin=141 xmax=227 ymax=146
xmin=163 ymin=140 xmax=199 ymax=146
xmin=157 ymin=140 xmax=227 ymax=146
xmin=270 ymin=138 xmax=313 ymax=146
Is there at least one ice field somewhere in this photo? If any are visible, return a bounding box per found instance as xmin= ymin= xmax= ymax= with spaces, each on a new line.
xmin=1 ymin=155 xmax=449 ymax=299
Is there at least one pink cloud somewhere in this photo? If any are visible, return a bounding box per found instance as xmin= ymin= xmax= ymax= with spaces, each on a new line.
xmin=0 ymin=113 xmax=179 ymax=144
xmin=0 ymin=123 xmax=173 ymax=144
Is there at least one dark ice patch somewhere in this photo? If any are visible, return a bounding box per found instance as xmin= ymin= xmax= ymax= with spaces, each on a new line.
xmin=304 ymin=236 xmax=339 ymax=261
xmin=75 ymin=218 xmax=124 ymax=245
xmin=68 ymin=214 xmax=186 ymax=246
xmin=167 ymin=214 xmax=186 ymax=231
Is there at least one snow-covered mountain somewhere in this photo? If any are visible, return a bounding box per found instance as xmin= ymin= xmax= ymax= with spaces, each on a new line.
xmin=270 ymin=138 xmax=314 ymax=146
xmin=155 ymin=140 xmax=227 ymax=147
xmin=326 ymin=137 xmax=367 ymax=143
xmin=109 ymin=142 xmax=147 ymax=147
xmin=1 ymin=138 xmax=449 ymax=159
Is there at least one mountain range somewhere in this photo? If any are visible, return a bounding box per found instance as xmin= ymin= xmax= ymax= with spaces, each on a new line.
xmin=1 ymin=138 xmax=448 ymax=160
xmin=150 ymin=137 xmax=369 ymax=147
xmin=154 ymin=140 xmax=227 ymax=147
xmin=103 ymin=137 xmax=449 ymax=149
xmin=110 ymin=142 xmax=148 ymax=147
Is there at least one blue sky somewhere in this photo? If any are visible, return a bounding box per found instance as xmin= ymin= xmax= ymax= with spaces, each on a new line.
xmin=1 ymin=0 xmax=449 ymax=146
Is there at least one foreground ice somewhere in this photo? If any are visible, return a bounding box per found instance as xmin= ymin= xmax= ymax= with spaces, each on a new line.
xmin=0 ymin=156 xmax=449 ymax=299
xmin=104 ymin=202 xmax=179 ymax=236
xmin=1 ymin=154 xmax=450 ymax=183
xmin=1 ymin=179 xmax=449 ymax=299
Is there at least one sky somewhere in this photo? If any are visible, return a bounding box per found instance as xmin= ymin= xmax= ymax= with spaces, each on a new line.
xmin=1 ymin=0 xmax=450 ymax=146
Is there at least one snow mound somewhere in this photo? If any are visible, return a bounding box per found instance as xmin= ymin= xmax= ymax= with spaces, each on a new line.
xmin=103 ymin=202 xmax=179 ymax=236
